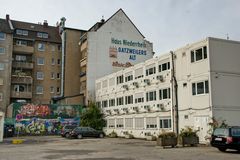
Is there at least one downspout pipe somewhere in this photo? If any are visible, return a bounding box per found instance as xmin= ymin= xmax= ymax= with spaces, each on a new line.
xmin=170 ymin=51 xmax=179 ymax=136
xmin=60 ymin=30 xmax=66 ymax=99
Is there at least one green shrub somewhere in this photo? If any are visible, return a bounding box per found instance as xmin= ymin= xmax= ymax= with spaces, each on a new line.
xmin=158 ymin=132 xmax=177 ymax=138
xmin=180 ymin=127 xmax=198 ymax=137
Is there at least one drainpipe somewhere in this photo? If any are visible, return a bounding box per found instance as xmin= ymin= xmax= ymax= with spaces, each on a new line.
xmin=170 ymin=51 xmax=179 ymax=136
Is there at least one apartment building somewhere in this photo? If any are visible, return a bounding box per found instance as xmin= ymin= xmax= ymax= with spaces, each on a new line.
xmin=95 ymin=37 xmax=240 ymax=143
xmin=79 ymin=9 xmax=154 ymax=106
xmin=0 ymin=17 xmax=13 ymax=113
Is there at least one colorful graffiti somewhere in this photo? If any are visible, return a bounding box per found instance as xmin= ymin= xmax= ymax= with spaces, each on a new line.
xmin=15 ymin=117 xmax=80 ymax=135
xmin=12 ymin=103 xmax=82 ymax=119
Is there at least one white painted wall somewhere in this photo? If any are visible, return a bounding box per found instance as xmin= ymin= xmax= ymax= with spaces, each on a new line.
xmin=0 ymin=112 xmax=4 ymax=142
xmin=209 ymin=38 xmax=240 ymax=126
xmin=86 ymin=10 xmax=153 ymax=102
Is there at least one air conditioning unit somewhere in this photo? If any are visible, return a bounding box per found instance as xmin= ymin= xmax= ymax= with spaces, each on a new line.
xmin=133 ymin=107 xmax=139 ymax=112
xmin=122 ymin=84 xmax=128 ymax=90
xmin=132 ymin=82 xmax=139 ymax=88
xmin=144 ymin=79 xmax=150 ymax=85
xmin=144 ymin=105 xmax=150 ymax=111
xmin=157 ymin=104 xmax=165 ymax=111
xmin=157 ymin=75 xmax=164 ymax=82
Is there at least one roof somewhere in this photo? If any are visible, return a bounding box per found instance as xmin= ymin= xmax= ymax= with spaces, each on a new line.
xmin=0 ymin=18 xmax=12 ymax=33
xmin=11 ymin=20 xmax=61 ymax=43
xmin=88 ymin=9 xmax=145 ymax=38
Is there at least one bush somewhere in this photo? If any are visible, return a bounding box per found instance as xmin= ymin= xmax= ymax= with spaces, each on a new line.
xmin=108 ymin=131 xmax=118 ymax=138
xmin=180 ymin=127 xmax=198 ymax=137
xmin=158 ymin=132 xmax=177 ymax=138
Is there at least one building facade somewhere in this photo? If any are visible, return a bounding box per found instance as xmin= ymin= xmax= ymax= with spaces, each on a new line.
xmin=0 ymin=17 xmax=13 ymax=113
xmin=79 ymin=9 xmax=154 ymax=105
xmin=96 ymin=37 xmax=240 ymax=143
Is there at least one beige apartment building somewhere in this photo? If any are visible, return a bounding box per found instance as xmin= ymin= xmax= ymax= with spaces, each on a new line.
xmin=0 ymin=17 xmax=13 ymax=113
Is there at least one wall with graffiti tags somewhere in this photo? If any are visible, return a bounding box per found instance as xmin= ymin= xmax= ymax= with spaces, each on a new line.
xmin=7 ymin=103 xmax=83 ymax=135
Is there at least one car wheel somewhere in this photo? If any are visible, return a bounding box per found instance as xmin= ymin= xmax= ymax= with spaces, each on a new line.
xmin=77 ymin=134 xmax=83 ymax=139
xmin=65 ymin=133 xmax=70 ymax=138
xmin=218 ymin=147 xmax=226 ymax=152
xmin=99 ymin=133 xmax=104 ymax=138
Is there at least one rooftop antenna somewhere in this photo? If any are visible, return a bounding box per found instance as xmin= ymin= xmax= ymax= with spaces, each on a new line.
xmin=101 ymin=15 xmax=105 ymax=23
xmin=226 ymin=33 xmax=229 ymax=40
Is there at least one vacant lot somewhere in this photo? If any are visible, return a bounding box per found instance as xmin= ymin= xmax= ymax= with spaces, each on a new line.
xmin=0 ymin=136 xmax=239 ymax=160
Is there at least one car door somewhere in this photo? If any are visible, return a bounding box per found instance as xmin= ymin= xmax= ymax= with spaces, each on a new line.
xmin=88 ymin=127 xmax=98 ymax=137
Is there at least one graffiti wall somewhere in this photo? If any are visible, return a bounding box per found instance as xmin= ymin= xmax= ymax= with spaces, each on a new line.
xmin=15 ymin=117 xmax=80 ymax=135
xmin=9 ymin=103 xmax=83 ymax=135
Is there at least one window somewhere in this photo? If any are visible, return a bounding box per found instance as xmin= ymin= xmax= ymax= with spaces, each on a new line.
xmin=58 ymin=45 xmax=62 ymax=51
xmin=0 ymin=32 xmax=5 ymax=40
xmin=146 ymin=91 xmax=156 ymax=102
xmin=14 ymin=85 xmax=25 ymax=92
xmin=108 ymin=119 xmax=115 ymax=128
xmin=15 ymin=55 xmax=26 ymax=61
xmin=191 ymin=46 xmax=207 ymax=63
xmin=51 ymin=58 xmax=55 ymax=65
xmin=0 ymin=63 xmax=4 ymax=70
xmin=146 ymin=117 xmax=157 ymax=129
xmin=135 ymin=67 xmax=143 ymax=79
xmin=135 ymin=97 xmax=144 ymax=103
xmin=146 ymin=67 xmax=156 ymax=76
xmin=159 ymin=88 xmax=171 ymax=100
xmin=16 ymin=40 xmax=27 ymax=46
xmin=37 ymin=57 xmax=45 ymax=65
xmin=125 ymin=95 xmax=133 ymax=104
xmin=109 ymin=77 xmax=115 ymax=86
xmin=37 ymin=32 xmax=48 ymax=38
xmin=0 ymin=92 xmax=3 ymax=101
xmin=38 ymin=43 xmax=45 ymax=51
xmin=160 ymin=118 xmax=171 ymax=129
xmin=57 ymin=59 xmax=61 ymax=65
xmin=16 ymin=29 xmax=28 ymax=36
xmin=117 ymin=97 xmax=124 ymax=106
xmin=36 ymin=86 xmax=43 ymax=94
xmin=50 ymin=86 xmax=54 ymax=93
xmin=125 ymin=118 xmax=133 ymax=129
xmin=135 ymin=118 xmax=144 ymax=129
xmin=51 ymin=45 xmax=55 ymax=51
xmin=102 ymin=100 xmax=108 ymax=108
xmin=116 ymin=118 xmax=124 ymax=128
xmin=57 ymin=87 xmax=60 ymax=93
xmin=0 ymin=47 xmax=6 ymax=54
xmin=51 ymin=72 xmax=55 ymax=79
xmin=96 ymin=102 xmax=101 ymax=108
xmin=0 ymin=78 xmax=3 ymax=85
xmin=125 ymin=75 xmax=133 ymax=82
xmin=117 ymin=75 xmax=124 ymax=84
xmin=192 ymin=80 xmax=209 ymax=95
xmin=36 ymin=72 xmax=44 ymax=80
xmin=159 ymin=62 xmax=170 ymax=72
xmin=57 ymin=73 xmax=61 ymax=79
xmin=109 ymin=98 xmax=115 ymax=107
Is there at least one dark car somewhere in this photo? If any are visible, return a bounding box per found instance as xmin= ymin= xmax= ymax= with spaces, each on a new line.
xmin=4 ymin=124 xmax=15 ymax=138
xmin=211 ymin=126 xmax=240 ymax=152
xmin=69 ymin=127 xmax=104 ymax=139
xmin=61 ymin=125 xmax=77 ymax=138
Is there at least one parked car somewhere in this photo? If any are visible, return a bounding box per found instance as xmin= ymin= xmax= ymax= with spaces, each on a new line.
xmin=61 ymin=125 xmax=77 ymax=138
xmin=4 ymin=124 xmax=15 ymax=138
xmin=211 ymin=126 xmax=240 ymax=152
xmin=69 ymin=127 xmax=104 ymax=139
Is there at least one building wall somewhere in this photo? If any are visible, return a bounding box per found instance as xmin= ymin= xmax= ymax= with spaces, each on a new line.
xmin=86 ymin=10 xmax=153 ymax=103
xmin=0 ymin=32 xmax=13 ymax=112
xmin=64 ymin=29 xmax=85 ymax=104
xmin=32 ymin=41 xmax=61 ymax=104
xmin=209 ymin=38 xmax=240 ymax=125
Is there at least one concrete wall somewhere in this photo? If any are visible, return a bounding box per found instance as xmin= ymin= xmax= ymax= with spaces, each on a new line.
xmin=0 ymin=32 xmax=13 ymax=112
xmin=209 ymin=38 xmax=240 ymax=126
xmin=64 ymin=29 xmax=85 ymax=104
xmin=87 ymin=10 xmax=153 ymax=102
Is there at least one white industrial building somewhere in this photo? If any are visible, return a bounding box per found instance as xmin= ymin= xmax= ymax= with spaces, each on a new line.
xmin=95 ymin=37 xmax=240 ymax=143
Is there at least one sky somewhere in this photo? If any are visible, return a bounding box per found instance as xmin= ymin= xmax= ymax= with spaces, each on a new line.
xmin=1 ymin=0 xmax=240 ymax=55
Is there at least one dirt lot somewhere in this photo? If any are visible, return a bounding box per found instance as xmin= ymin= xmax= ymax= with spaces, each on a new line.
xmin=0 ymin=136 xmax=239 ymax=160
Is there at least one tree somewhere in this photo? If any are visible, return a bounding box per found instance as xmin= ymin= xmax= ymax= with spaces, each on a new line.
xmin=80 ymin=102 xmax=106 ymax=130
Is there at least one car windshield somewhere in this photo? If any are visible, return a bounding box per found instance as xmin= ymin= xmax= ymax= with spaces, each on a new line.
xmin=213 ymin=128 xmax=229 ymax=136
xmin=65 ymin=126 xmax=77 ymax=129
xmin=231 ymin=128 xmax=240 ymax=136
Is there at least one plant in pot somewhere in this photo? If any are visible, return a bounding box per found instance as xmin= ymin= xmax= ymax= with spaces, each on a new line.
xmin=156 ymin=131 xmax=177 ymax=148
xmin=145 ymin=132 xmax=157 ymax=141
xmin=108 ymin=131 xmax=118 ymax=138
xmin=180 ymin=127 xmax=199 ymax=147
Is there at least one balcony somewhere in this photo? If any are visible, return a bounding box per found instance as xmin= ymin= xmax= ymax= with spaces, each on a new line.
xmin=79 ymin=72 xmax=86 ymax=77
xmin=80 ymin=58 xmax=87 ymax=67
xmin=11 ymin=75 xmax=33 ymax=84
xmin=12 ymin=61 xmax=33 ymax=69
xmin=11 ymin=91 xmax=32 ymax=99
xmin=13 ymin=45 xmax=34 ymax=54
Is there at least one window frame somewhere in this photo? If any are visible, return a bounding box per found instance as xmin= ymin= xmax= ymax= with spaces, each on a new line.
xmin=37 ymin=57 xmax=45 ymax=65
xmin=191 ymin=46 xmax=207 ymax=63
xmin=159 ymin=118 xmax=172 ymax=129
xmin=0 ymin=47 xmax=6 ymax=54
xmin=36 ymin=86 xmax=43 ymax=94
xmin=0 ymin=32 xmax=6 ymax=40
xmin=192 ymin=80 xmax=209 ymax=96
xmin=36 ymin=72 xmax=44 ymax=80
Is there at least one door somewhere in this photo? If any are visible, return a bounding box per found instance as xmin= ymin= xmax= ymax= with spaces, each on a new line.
xmin=194 ymin=116 xmax=209 ymax=143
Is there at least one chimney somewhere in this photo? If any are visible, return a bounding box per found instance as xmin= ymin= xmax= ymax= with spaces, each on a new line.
xmin=43 ymin=20 xmax=48 ymax=27
xmin=6 ymin=14 xmax=10 ymax=20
